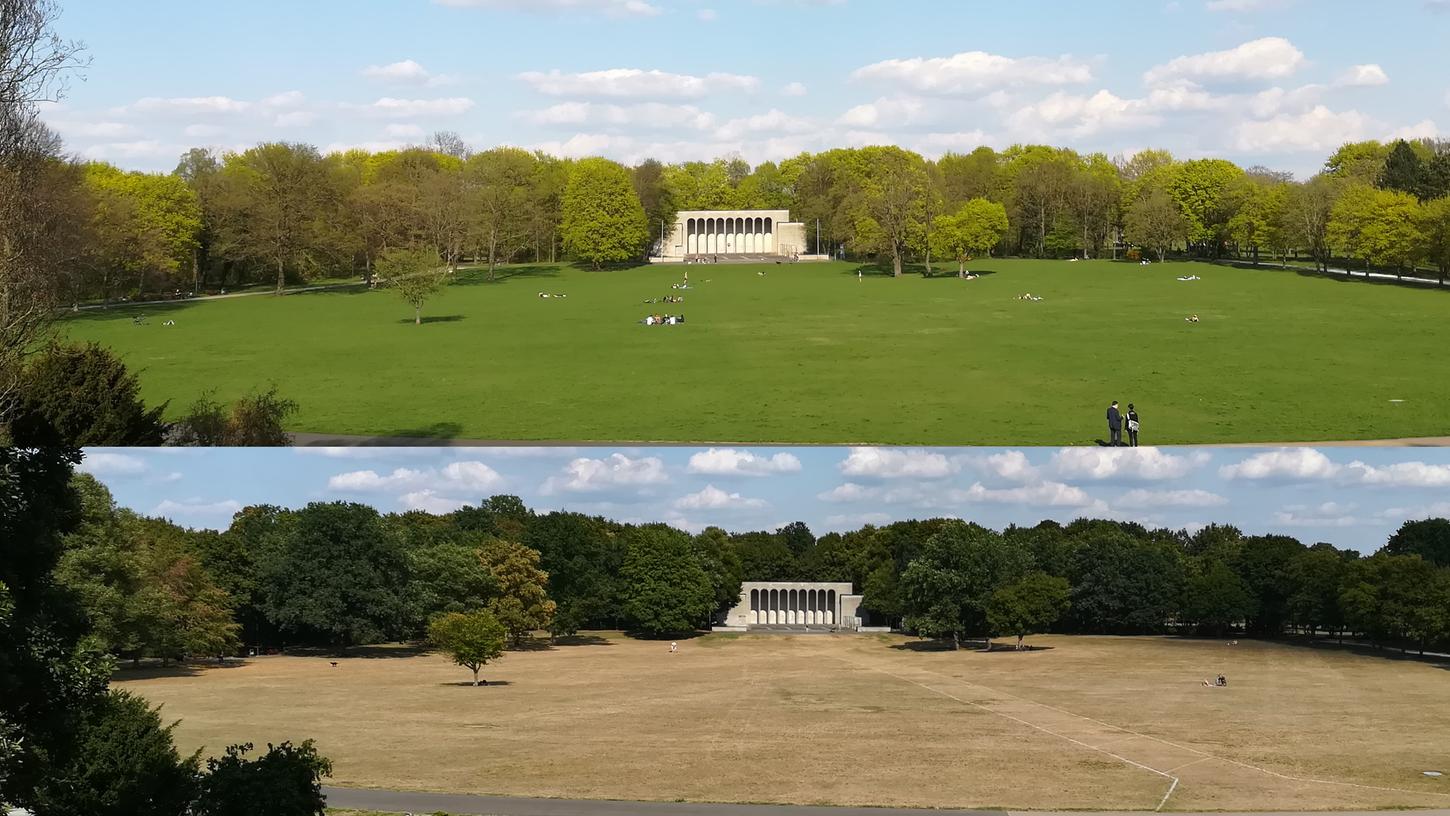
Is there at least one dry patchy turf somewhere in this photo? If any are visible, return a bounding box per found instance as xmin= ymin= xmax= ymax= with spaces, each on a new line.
xmin=115 ymin=634 xmax=1450 ymax=812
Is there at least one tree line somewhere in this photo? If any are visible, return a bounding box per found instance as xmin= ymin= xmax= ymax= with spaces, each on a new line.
xmin=27 ymin=133 xmax=1450 ymax=306
xmin=49 ymin=473 xmax=1450 ymax=661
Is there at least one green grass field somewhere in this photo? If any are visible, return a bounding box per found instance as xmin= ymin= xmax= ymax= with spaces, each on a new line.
xmin=63 ymin=259 xmax=1450 ymax=445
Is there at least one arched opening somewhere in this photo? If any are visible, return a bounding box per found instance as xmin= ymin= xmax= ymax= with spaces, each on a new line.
xmin=827 ymin=590 xmax=836 ymax=625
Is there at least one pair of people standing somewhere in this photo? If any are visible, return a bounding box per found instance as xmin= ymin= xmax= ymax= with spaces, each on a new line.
xmin=1106 ymin=401 xmax=1141 ymax=447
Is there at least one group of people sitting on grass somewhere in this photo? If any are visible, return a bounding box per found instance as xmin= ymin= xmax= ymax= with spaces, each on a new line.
xmin=1177 ymin=275 xmax=1201 ymax=282
xmin=537 ymin=292 xmax=567 ymax=299
xmin=1186 ymin=314 xmax=1200 ymax=323
xmin=642 ymin=314 xmax=685 ymax=325
xmin=1202 ymin=674 xmax=1228 ymax=687
xmin=644 ymin=295 xmax=684 ymax=304
xmin=1017 ymin=293 xmax=1044 ymax=302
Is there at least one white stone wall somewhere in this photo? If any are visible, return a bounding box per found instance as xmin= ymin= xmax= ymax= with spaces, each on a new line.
xmin=723 ymin=581 xmax=855 ymax=627
xmin=661 ymin=210 xmax=793 ymax=259
xmin=775 ymin=222 xmax=807 ymax=256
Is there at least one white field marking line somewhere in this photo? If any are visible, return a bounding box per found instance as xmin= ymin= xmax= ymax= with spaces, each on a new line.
xmin=1164 ymin=757 xmax=1213 ymax=775
xmin=836 ymin=658 xmax=1180 ymax=811
xmin=897 ymin=660 xmax=1450 ymax=803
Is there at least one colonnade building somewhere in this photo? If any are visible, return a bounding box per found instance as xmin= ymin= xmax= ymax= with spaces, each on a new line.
xmin=657 ymin=209 xmax=809 ymax=261
xmin=717 ymin=581 xmax=863 ymax=631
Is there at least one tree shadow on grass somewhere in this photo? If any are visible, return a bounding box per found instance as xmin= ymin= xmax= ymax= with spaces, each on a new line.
xmin=113 ymin=659 xmax=252 ymax=680
xmin=1267 ymin=636 xmax=1450 ymax=668
xmin=451 ymin=265 xmax=564 ymax=286
xmin=891 ymin=639 xmax=961 ymax=652
xmin=439 ymin=680 xmax=513 ymax=687
xmin=395 ymin=315 xmax=467 ymax=325
xmin=284 ymin=644 xmax=433 ymax=660
xmin=551 ymin=634 xmax=614 ymax=648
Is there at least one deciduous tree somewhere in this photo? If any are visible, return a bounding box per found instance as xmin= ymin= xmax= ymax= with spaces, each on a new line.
xmin=986 ymin=571 xmax=1070 ymax=650
xmin=562 ymin=157 xmax=648 ymax=268
xmin=428 ymin=610 xmax=506 ymax=686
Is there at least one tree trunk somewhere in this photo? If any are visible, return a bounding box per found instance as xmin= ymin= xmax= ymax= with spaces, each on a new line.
xmin=472 ymin=668 xmax=480 ymax=686
xmin=951 ymin=632 xmax=960 ymax=650
xmin=1017 ymin=634 xmax=1025 ymax=651
xmin=892 ymin=249 xmax=902 ymax=278
xmin=276 ymin=259 xmax=286 ymax=296
xmin=415 ymin=306 xmax=421 ymax=326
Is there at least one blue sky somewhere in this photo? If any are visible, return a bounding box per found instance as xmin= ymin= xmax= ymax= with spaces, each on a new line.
xmin=80 ymin=446 xmax=1450 ymax=552
xmin=38 ymin=0 xmax=1450 ymax=176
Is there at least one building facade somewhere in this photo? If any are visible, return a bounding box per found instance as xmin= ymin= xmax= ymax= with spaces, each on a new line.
xmin=718 ymin=581 xmax=863 ymax=630
xmin=657 ymin=209 xmax=808 ymax=260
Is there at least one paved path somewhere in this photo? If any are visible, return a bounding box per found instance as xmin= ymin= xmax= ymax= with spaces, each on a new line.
xmin=322 ymin=788 xmax=1450 ymax=816
xmin=321 ymin=787 xmax=1003 ymax=816
xmin=291 ymin=433 xmax=1450 ymax=448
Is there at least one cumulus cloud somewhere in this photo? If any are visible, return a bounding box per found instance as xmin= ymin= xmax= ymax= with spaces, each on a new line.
xmin=817 ymin=482 xmax=881 ymax=503
xmin=362 ymin=59 xmax=454 ymax=87
xmin=686 ymin=448 xmax=802 ymax=477
xmin=1144 ymin=37 xmax=1306 ymax=85
xmin=716 ymin=109 xmax=815 ymax=140
xmin=979 ymin=450 xmax=1040 ymax=482
xmin=781 ymin=82 xmax=808 ymax=97
xmin=518 ymin=68 xmax=759 ymax=98
xmin=1116 ymin=489 xmax=1229 ymax=509
xmin=435 ymin=0 xmax=661 ymax=15
xmin=853 ymin=51 xmax=1093 ymax=94
xmin=1219 ymin=448 xmax=1338 ymax=480
xmin=399 ymin=490 xmax=474 ymax=514
xmin=1051 ymin=447 xmax=1206 ymax=481
xmin=518 ymin=101 xmax=716 ymax=130
xmin=541 ymin=453 xmax=669 ymax=494
xmin=343 ymin=97 xmax=476 ymax=117
xmin=824 ymin=512 xmax=893 ymax=528
xmin=1006 ymin=89 xmax=1161 ymax=139
xmin=152 ymin=498 xmax=244 ymax=519
xmin=1336 ymin=64 xmax=1389 ymax=87
xmin=674 ymin=484 xmax=767 ymax=511
xmin=1273 ymin=502 xmax=1360 ymax=528
xmin=1233 ymin=105 xmax=1373 ymax=152
xmin=839 ymin=447 xmax=956 ymax=479
xmin=78 ymin=452 xmax=149 ymax=477
xmin=124 ymin=95 xmax=253 ymax=115
xmin=957 ymin=481 xmax=1097 ymax=508
xmin=327 ymin=461 xmax=505 ymax=493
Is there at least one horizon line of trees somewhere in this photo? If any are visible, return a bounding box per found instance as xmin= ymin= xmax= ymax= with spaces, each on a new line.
xmin=31 ymin=133 xmax=1450 ymax=306
xmin=50 ymin=466 xmax=1450 ymax=663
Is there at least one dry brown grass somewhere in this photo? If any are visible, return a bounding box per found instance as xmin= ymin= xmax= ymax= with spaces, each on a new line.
xmin=115 ymin=633 xmax=1450 ymax=812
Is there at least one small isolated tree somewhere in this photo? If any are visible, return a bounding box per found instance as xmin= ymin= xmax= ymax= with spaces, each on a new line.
xmin=1124 ymin=188 xmax=1186 ymax=262
xmin=193 ymin=740 xmax=333 ymax=816
xmin=379 ymin=247 xmax=447 ymax=326
xmin=428 ymin=610 xmax=506 ymax=686
xmin=930 ymin=198 xmax=1010 ymax=275
xmin=986 ymin=571 xmax=1070 ymax=651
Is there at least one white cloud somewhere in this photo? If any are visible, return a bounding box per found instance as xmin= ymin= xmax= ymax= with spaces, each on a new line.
xmin=273 ymin=111 xmax=316 ymax=128
xmin=327 ymin=461 xmax=505 ymax=494
xmin=1052 ymin=447 xmax=1205 ymax=481
xmin=839 ymin=447 xmax=956 ymax=479
xmin=1219 ymin=448 xmax=1338 ymax=481
xmin=435 ymin=0 xmax=662 ymax=15
xmin=817 ymin=482 xmax=881 ymax=503
xmin=957 ymin=481 xmax=1097 ymax=508
xmin=1144 ymin=37 xmax=1306 ymax=85
xmin=1341 ymin=460 xmax=1450 ymax=488
xmin=78 ymin=452 xmax=149 ymax=477
xmin=1006 ymin=89 xmax=1161 ymax=138
xmin=362 ymin=59 xmax=454 ymax=87
xmin=686 ymin=448 xmax=802 ymax=477
xmin=1379 ymin=501 xmax=1450 ymax=521
xmin=518 ymin=68 xmax=759 ymax=98
xmin=343 ymin=97 xmax=476 ymax=118
xmin=980 ymin=450 xmax=1040 ymax=483
xmin=152 ymin=498 xmax=244 ymax=519
xmin=541 ymin=453 xmax=669 ymax=494
xmin=674 ymin=484 xmax=767 ymax=511
xmin=1116 ymin=489 xmax=1229 ymax=509
xmin=125 ymin=95 xmax=252 ymax=115
xmin=781 ymin=82 xmax=808 ymax=97
xmin=1233 ymin=105 xmax=1372 ymax=152
xmin=399 ymin=490 xmax=475 ymax=514
xmin=716 ymin=109 xmax=815 ymax=140
xmin=518 ymin=101 xmax=717 ymax=130
xmin=853 ymin=51 xmax=1093 ymax=94
xmin=81 ymin=140 xmax=183 ymax=160
xmin=837 ymin=96 xmax=933 ymax=128
xmin=1336 ymin=64 xmax=1389 ymax=87
xmin=260 ymin=91 xmax=306 ymax=108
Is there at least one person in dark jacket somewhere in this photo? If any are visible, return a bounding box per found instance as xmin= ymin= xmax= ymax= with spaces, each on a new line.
xmin=1126 ymin=404 xmax=1140 ymax=447
xmin=1107 ymin=401 xmax=1123 ymax=446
